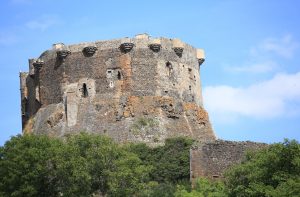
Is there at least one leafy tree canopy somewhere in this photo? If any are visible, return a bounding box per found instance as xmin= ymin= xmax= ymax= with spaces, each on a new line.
xmin=1 ymin=134 xmax=299 ymax=197
xmin=225 ymin=139 xmax=300 ymax=197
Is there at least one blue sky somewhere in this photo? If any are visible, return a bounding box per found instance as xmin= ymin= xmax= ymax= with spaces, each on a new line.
xmin=1 ymin=0 xmax=300 ymax=145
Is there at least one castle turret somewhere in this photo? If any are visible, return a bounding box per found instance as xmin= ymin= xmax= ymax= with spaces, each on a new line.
xmin=20 ymin=34 xmax=215 ymax=145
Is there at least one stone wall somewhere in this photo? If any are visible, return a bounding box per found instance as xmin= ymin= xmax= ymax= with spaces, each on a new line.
xmin=20 ymin=34 xmax=215 ymax=145
xmin=190 ymin=140 xmax=267 ymax=181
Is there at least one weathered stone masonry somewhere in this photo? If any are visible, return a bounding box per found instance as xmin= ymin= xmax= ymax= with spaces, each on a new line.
xmin=190 ymin=140 xmax=267 ymax=182
xmin=20 ymin=34 xmax=216 ymax=146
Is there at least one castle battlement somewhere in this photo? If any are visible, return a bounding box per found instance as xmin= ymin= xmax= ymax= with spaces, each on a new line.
xmin=20 ymin=34 xmax=214 ymax=145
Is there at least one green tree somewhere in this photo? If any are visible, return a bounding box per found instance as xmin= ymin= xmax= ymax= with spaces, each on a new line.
xmin=0 ymin=134 xmax=91 ymax=197
xmin=129 ymin=137 xmax=194 ymax=183
xmin=65 ymin=133 xmax=151 ymax=196
xmin=0 ymin=133 xmax=153 ymax=197
xmin=65 ymin=133 xmax=120 ymax=195
xmin=225 ymin=139 xmax=300 ymax=197
xmin=174 ymin=178 xmax=226 ymax=197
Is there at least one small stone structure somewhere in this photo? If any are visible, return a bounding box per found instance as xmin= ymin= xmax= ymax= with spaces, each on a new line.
xmin=20 ymin=34 xmax=215 ymax=146
xmin=190 ymin=140 xmax=267 ymax=182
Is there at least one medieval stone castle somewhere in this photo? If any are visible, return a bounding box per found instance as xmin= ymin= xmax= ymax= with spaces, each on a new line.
xmin=20 ymin=34 xmax=265 ymax=180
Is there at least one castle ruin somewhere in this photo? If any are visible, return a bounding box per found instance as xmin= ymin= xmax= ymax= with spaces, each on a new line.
xmin=19 ymin=34 xmax=266 ymax=180
xmin=20 ymin=34 xmax=215 ymax=146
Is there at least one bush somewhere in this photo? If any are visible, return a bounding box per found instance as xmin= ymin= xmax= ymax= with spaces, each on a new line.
xmin=175 ymin=178 xmax=226 ymax=197
xmin=0 ymin=133 xmax=150 ymax=197
xmin=129 ymin=137 xmax=194 ymax=183
xmin=225 ymin=139 xmax=300 ymax=197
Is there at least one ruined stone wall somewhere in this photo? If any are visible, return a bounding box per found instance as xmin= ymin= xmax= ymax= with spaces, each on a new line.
xmin=20 ymin=34 xmax=215 ymax=145
xmin=190 ymin=140 xmax=267 ymax=181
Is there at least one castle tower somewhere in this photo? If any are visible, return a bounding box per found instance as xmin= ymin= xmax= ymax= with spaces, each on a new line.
xmin=20 ymin=34 xmax=216 ymax=145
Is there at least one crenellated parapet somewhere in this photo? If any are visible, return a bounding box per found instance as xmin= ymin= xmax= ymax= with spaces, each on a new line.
xmin=37 ymin=34 xmax=206 ymax=67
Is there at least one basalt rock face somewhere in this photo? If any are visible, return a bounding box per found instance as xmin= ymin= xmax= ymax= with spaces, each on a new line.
xmin=19 ymin=34 xmax=215 ymax=145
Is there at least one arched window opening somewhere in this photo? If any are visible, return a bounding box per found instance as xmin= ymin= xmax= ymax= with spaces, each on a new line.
xmin=118 ymin=71 xmax=122 ymax=80
xmin=82 ymin=83 xmax=88 ymax=97
xmin=166 ymin=61 xmax=172 ymax=76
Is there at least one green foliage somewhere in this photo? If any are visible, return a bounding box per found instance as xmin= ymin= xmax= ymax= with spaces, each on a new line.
xmin=107 ymin=152 xmax=152 ymax=196
xmin=224 ymin=139 xmax=300 ymax=197
xmin=137 ymin=181 xmax=177 ymax=197
xmin=0 ymin=133 xmax=150 ymax=197
xmin=0 ymin=134 xmax=91 ymax=197
xmin=174 ymin=178 xmax=226 ymax=197
xmin=129 ymin=137 xmax=194 ymax=183
xmin=2 ymin=133 xmax=299 ymax=197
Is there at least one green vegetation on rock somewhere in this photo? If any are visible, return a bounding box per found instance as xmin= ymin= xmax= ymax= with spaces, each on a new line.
xmin=130 ymin=117 xmax=159 ymax=135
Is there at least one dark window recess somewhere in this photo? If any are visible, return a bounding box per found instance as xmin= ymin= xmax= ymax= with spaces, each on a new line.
xmin=188 ymin=68 xmax=193 ymax=79
xmin=82 ymin=83 xmax=88 ymax=97
xmin=189 ymin=85 xmax=192 ymax=91
xmin=118 ymin=71 xmax=122 ymax=80
xmin=166 ymin=61 xmax=172 ymax=67
xmin=166 ymin=61 xmax=172 ymax=76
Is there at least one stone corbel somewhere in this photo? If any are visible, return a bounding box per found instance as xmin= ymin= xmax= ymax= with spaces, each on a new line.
xmin=149 ymin=44 xmax=161 ymax=52
xmin=173 ymin=47 xmax=184 ymax=57
xmin=198 ymin=58 xmax=205 ymax=66
xmin=83 ymin=46 xmax=98 ymax=56
xmin=120 ymin=42 xmax=134 ymax=53
xmin=33 ymin=58 xmax=44 ymax=70
xmin=57 ymin=49 xmax=71 ymax=60
xmin=172 ymin=39 xmax=184 ymax=57
xmin=149 ymin=39 xmax=161 ymax=52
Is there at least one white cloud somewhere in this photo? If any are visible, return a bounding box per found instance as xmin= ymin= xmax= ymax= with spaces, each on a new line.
xmin=225 ymin=34 xmax=298 ymax=74
xmin=25 ymin=15 xmax=61 ymax=32
xmin=255 ymin=34 xmax=299 ymax=59
xmin=225 ymin=61 xmax=277 ymax=74
xmin=203 ymin=72 xmax=300 ymax=120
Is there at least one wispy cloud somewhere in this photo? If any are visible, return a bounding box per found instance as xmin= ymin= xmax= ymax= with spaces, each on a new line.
xmin=252 ymin=34 xmax=299 ymax=59
xmin=224 ymin=61 xmax=277 ymax=74
xmin=203 ymin=72 xmax=300 ymax=120
xmin=225 ymin=34 xmax=298 ymax=74
xmin=25 ymin=15 xmax=61 ymax=32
